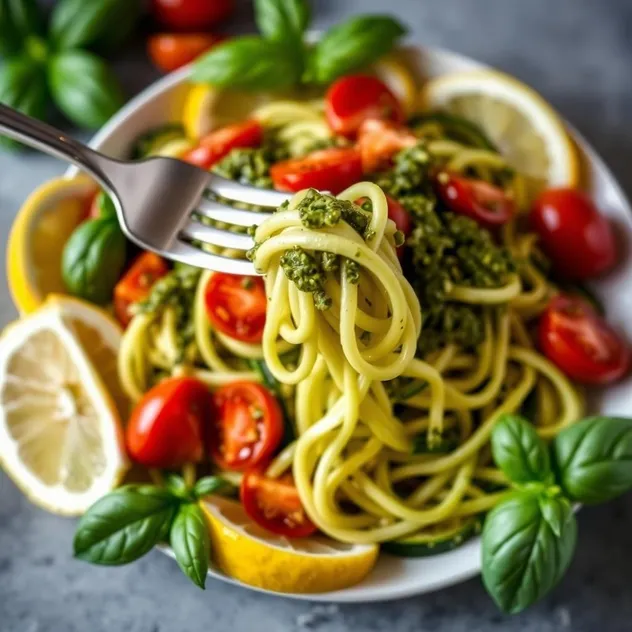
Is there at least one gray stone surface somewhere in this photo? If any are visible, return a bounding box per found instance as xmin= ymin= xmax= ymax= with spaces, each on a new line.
xmin=1 ymin=1 xmax=632 ymax=630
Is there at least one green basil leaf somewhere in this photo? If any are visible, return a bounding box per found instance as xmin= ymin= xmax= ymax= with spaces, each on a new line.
xmin=308 ymin=15 xmax=407 ymax=84
xmin=0 ymin=56 xmax=49 ymax=150
xmin=539 ymin=494 xmax=572 ymax=538
xmin=552 ymin=416 xmax=632 ymax=504
xmin=191 ymin=36 xmax=300 ymax=90
xmin=93 ymin=190 xmax=117 ymax=219
xmin=491 ymin=414 xmax=552 ymax=485
xmin=0 ymin=0 xmax=46 ymax=56
xmin=254 ymin=0 xmax=310 ymax=43
xmin=74 ymin=485 xmax=178 ymax=565
xmin=50 ymin=0 xmax=141 ymax=52
xmin=482 ymin=491 xmax=577 ymax=614
xmin=193 ymin=476 xmax=231 ymax=499
xmin=61 ymin=216 xmax=127 ymax=304
xmin=170 ymin=503 xmax=210 ymax=589
xmin=164 ymin=474 xmax=190 ymax=499
xmin=48 ymin=50 xmax=125 ymax=129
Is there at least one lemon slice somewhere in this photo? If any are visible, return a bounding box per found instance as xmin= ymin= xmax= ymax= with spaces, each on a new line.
xmin=7 ymin=175 xmax=96 ymax=315
xmin=183 ymin=83 xmax=272 ymax=140
xmin=0 ymin=300 xmax=128 ymax=515
xmin=419 ymin=70 xmax=580 ymax=194
xmin=201 ymin=496 xmax=378 ymax=594
xmin=372 ymin=51 xmax=419 ymax=116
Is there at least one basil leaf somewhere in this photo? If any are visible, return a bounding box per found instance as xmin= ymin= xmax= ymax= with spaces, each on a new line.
xmin=0 ymin=0 xmax=46 ymax=56
xmin=482 ymin=491 xmax=577 ymax=614
xmin=74 ymin=486 xmax=178 ymax=565
xmin=191 ymin=36 xmax=301 ymax=90
xmin=193 ymin=476 xmax=231 ymax=498
xmin=491 ymin=414 xmax=552 ymax=485
xmin=552 ymin=416 xmax=632 ymax=504
xmin=50 ymin=0 xmax=141 ymax=52
xmin=48 ymin=50 xmax=125 ymax=129
xmin=170 ymin=503 xmax=210 ymax=589
xmin=93 ymin=190 xmax=117 ymax=219
xmin=308 ymin=15 xmax=406 ymax=84
xmin=0 ymin=56 xmax=49 ymax=150
xmin=164 ymin=474 xmax=190 ymax=499
xmin=254 ymin=0 xmax=310 ymax=44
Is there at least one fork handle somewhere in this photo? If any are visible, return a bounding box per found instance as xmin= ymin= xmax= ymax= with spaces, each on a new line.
xmin=0 ymin=103 xmax=113 ymax=185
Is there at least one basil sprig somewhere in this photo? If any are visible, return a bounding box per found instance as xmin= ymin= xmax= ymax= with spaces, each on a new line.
xmin=193 ymin=0 xmax=406 ymax=89
xmin=74 ymin=475 xmax=236 ymax=589
xmin=482 ymin=414 xmax=632 ymax=614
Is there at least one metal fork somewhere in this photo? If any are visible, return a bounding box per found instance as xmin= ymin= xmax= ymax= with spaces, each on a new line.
xmin=0 ymin=104 xmax=290 ymax=274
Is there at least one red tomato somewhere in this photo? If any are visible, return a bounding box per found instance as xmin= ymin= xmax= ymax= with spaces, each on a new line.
xmin=204 ymin=273 xmax=267 ymax=343
xmin=356 ymin=119 xmax=418 ymax=172
xmin=539 ymin=295 xmax=630 ymax=384
xmin=126 ymin=377 xmax=212 ymax=468
xmin=182 ymin=120 xmax=263 ymax=170
xmin=148 ymin=33 xmax=224 ymax=72
xmin=356 ymin=194 xmax=411 ymax=258
xmin=325 ymin=74 xmax=404 ymax=138
xmin=114 ymin=252 xmax=169 ymax=327
xmin=270 ymin=147 xmax=363 ymax=194
xmin=240 ymin=467 xmax=317 ymax=537
xmin=209 ymin=382 xmax=283 ymax=470
xmin=151 ymin=0 xmax=234 ymax=31
xmin=434 ymin=171 xmax=514 ymax=226
xmin=530 ymin=187 xmax=617 ymax=280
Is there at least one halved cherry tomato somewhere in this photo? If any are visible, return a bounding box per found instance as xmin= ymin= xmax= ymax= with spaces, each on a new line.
xmin=209 ymin=382 xmax=283 ymax=471
xmin=539 ymin=295 xmax=630 ymax=384
xmin=356 ymin=194 xmax=411 ymax=258
xmin=325 ymin=74 xmax=404 ymax=138
xmin=126 ymin=377 xmax=211 ymax=468
xmin=356 ymin=119 xmax=417 ymax=172
xmin=148 ymin=33 xmax=224 ymax=72
xmin=114 ymin=252 xmax=169 ymax=327
xmin=204 ymin=273 xmax=266 ymax=343
xmin=531 ymin=187 xmax=617 ymax=280
xmin=241 ymin=467 xmax=317 ymax=537
xmin=270 ymin=147 xmax=363 ymax=194
xmin=434 ymin=171 xmax=514 ymax=226
xmin=150 ymin=0 xmax=234 ymax=31
xmin=183 ymin=120 xmax=263 ymax=170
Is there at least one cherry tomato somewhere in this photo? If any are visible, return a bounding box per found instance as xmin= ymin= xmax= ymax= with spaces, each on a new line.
xmin=209 ymin=382 xmax=283 ymax=471
xmin=539 ymin=295 xmax=630 ymax=384
xmin=356 ymin=119 xmax=418 ymax=173
xmin=114 ymin=252 xmax=169 ymax=327
xmin=434 ymin=171 xmax=514 ymax=226
xmin=530 ymin=187 xmax=617 ymax=280
xmin=356 ymin=194 xmax=411 ymax=258
xmin=182 ymin=120 xmax=263 ymax=170
xmin=204 ymin=273 xmax=267 ymax=343
xmin=151 ymin=0 xmax=234 ymax=31
xmin=126 ymin=377 xmax=212 ymax=468
xmin=148 ymin=33 xmax=224 ymax=72
xmin=270 ymin=147 xmax=363 ymax=194
xmin=325 ymin=74 xmax=404 ymax=139
xmin=240 ymin=467 xmax=317 ymax=537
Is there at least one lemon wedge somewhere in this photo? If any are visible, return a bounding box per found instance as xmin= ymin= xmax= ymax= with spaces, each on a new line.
xmin=419 ymin=70 xmax=580 ymax=195
xmin=0 ymin=299 xmax=128 ymax=515
xmin=201 ymin=496 xmax=378 ymax=594
xmin=7 ymin=175 xmax=96 ymax=315
xmin=372 ymin=51 xmax=419 ymax=116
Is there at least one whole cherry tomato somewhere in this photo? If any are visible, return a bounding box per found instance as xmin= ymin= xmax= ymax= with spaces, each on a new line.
xmin=270 ymin=147 xmax=363 ymax=194
xmin=434 ymin=171 xmax=514 ymax=226
xmin=126 ymin=377 xmax=212 ymax=468
xmin=151 ymin=0 xmax=234 ymax=31
xmin=183 ymin=120 xmax=263 ymax=170
xmin=204 ymin=273 xmax=267 ymax=343
xmin=240 ymin=467 xmax=317 ymax=537
xmin=539 ymin=294 xmax=630 ymax=384
xmin=356 ymin=119 xmax=418 ymax=173
xmin=325 ymin=74 xmax=404 ymax=138
xmin=209 ymin=382 xmax=283 ymax=471
xmin=114 ymin=252 xmax=169 ymax=327
xmin=148 ymin=33 xmax=224 ymax=72
xmin=531 ymin=187 xmax=617 ymax=280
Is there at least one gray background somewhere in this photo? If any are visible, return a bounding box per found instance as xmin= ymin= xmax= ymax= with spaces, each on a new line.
xmin=1 ymin=1 xmax=632 ymax=630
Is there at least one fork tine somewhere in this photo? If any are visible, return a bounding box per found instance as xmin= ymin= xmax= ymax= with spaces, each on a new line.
xmin=207 ymin=172 xmax=290 ymax=208
xmin=168 ymin=241 xmax=258 ymax=275
xmin=196 ymin=197 xmax=268 ymax=227
xmin=180 ymin=219 xmax=253 ymax=250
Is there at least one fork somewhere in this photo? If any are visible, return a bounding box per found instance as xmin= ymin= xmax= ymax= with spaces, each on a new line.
xmin=0 ymin=103 xmax=290 ymax=274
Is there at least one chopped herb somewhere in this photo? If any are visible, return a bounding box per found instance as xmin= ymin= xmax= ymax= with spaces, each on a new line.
xmin=344 ymin=258 xmax=361 ymax=284
xmin=280 ymin=246 xmax=332 ymax=310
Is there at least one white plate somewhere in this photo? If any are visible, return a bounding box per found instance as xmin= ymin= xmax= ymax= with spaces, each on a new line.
xmin=67 ymin=44 xmax=632 ymax=603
